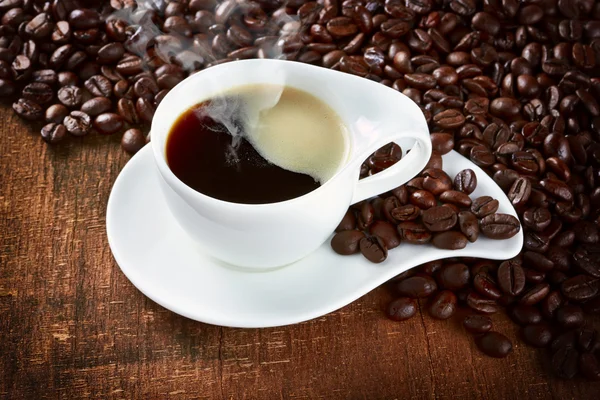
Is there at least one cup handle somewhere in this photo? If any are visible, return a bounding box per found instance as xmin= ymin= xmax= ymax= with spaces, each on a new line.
xmin=350 ymin=132 xmax=432 ymax=205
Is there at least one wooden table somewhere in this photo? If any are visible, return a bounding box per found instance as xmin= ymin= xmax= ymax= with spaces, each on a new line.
xmin=1 ymin=106 xmax=598 ymax=399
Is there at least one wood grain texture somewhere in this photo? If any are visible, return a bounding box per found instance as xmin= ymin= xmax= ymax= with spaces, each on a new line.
xmin=0 ymin=105 xmax=599 ymax=399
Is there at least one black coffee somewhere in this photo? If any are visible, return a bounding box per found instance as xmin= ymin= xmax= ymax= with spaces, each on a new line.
xmin=166 ymin=101 xmax=320 ymax=204
xmin=166 ymin=85 xmax=347 ymax=204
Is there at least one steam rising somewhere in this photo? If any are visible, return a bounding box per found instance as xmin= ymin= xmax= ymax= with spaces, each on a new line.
xmin=108 ymin=0 xmax=302 ymax=71
xmin=193 ymin=85 xmax=285 ymax=165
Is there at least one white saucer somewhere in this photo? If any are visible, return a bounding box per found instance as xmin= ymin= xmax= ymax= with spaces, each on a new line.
xmin=106 ymin=145 xmax=523 ymax=328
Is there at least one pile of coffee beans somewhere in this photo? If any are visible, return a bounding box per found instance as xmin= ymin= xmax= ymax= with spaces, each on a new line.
xmin=331 ymin=153 xmax=520 ymax=261
xmin=1 ymin=0 xmax=600 ymax=381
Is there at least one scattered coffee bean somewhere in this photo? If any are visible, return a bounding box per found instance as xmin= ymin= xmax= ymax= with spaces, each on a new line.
xmin=480 ymin=214 xmax=520 ymax=240
xmin=45 ymin=104 xmax=69 ymax=124
xmin=93 ymin=113 xmax=124 ymax=135
xmin=386 ymin=297 xmax=417 ymax=321
xmin=121 ymin=128 xmax=146 ymax=154
xmin=556 ymin=305 xmax=585 ymax=329
xmin=463 ymin=315 xmax=492 ymax=334
xmin=437 ymin=263 xmax=470 ymax=290
xmin=63 ymin=111 xmax=91 ymax=136
xmin=429 ymin=290 xmax=457 ymax=319
xmin=369 ymin=220 xmax=401 ymax=250
xmin=432 ymin=231 xmax=468 ymax=250
xmin=57 ymin=85 xmax=83 ymax=108
xmin=476 ymin=332 xmax=513 ymax=358
xmin=12 ymin=98 xmax=43 ymax=121
xmin=40 ymin=122 xmax=66 ymax=144
xmin=331 ymin=230 xmax=365 ymax=255
xmin=396 ymin=275 xmax=437 ymax=298
xmin=523 ymin=323 xmax=553 ymax=348
xmin=509 ymin=304 xmax=542 ymax=326
xmin=359 ymin=235 xmax=387 ymax=263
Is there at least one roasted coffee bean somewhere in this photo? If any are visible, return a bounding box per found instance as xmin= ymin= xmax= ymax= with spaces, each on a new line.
xmin=510 ymin=304 xmax=543 ymax=326
xmin=93 ymin=113 xmax=123 ymax=135
xmin=422 ymin=168 xmax=452 ymax=195
xmin=97 ymin=42 xmax=124 ymax=64
xmin=409 ymin=190 xmax=436 ymax=209
xmin=497 ymin=260 xmax=526 ymax=296
xmin=520 ymin=283 xmax=550 ymax=306
xmin=386 ymin=297 xmax=417 ymax=321
xmin=490 ymin=97 xmax=521 ymax=119
xmin=135 ymin=97 xmax=154 ymax=123
xmin=454 ymin=169 xmax=477 ymax=194
xmin=357 ymin=202 xmax=374 ymax=230
xmin=523 ymin=207 xmax=552 ymax=232
xmin=331 ymin=230 xmax=365 ymax=255
xmin=470 ymin=145 xmax=495 ymax=167
xmin=84 ymin=75 xmax=112 ymax=98
xmin=562 ymin=275 xmax=600 ymax=302
xmin=476 ymin=332 xmax=513 ymax=358
xmin=471 ymin=196 xmax=499 ymax=218
xmin=440 ymin=191 xmax=471 ymax=208
xmin=57 ymin=85 xmax=82 ymax=108
xmin=396 ymin=275 xmax=438 ymax=298
xmin=456 ymin=211 xmax=478 ymax=242
xmin=573 ymin=245 xmax=600 ymax=277
xmin=80 ymin=97 xmax=111 ymax=116
xmin=523 ymin=323 xmax=553 ymax=348
xmin=552 ymin=346 xmax=579 ymax=379
xmin=57 ymin=71 xmax=77 ymax=87
xmin=523 ymin=251 xmax=554 ymax=272
xmin=133 ymin=76 xmax=159 ymax=101
xmin=45 ymin=104 xmax=69 ymax=124
xmin=524 ymin=268 xmax=546 ymax=284
xmin=397 ymin=221 xmax=432 ymax=244
xmin=480 ymin=214 xmax=520 ymax=240
xmin=437 ymin=263 xmax=470 ymax=290
xmin=540 ymin=178 xmax=574 ymax=203
xmin=422 ymin=206 xmax=457 ymax=232
xmin=12 ymin=98 xmax=43 ymax=121
xmin=117 ymin=98 xmax=139 ymax=125
xmin=369 ymin=220 xmax=401 ymax=250
xmin=390 ymin=204 xmax=420 ymax=222
xmin=40 ymin=122 xmax=66 ymax=144
xmin=473 ymin=273 xmax=502 ymax=300
xmin=21 ymin=82 xmax=53 ymax=105
xmin=432 ymin=231 xmax=468 ymax=250
xmin=573 ymin=223 xmax=599 ymax=245
xmin=121 ymin=128 xmax=146 ymax=154
xmin=359 ymin=235 xmax=387 ymax=263
xmin=463 ymin=315 xmax=492 ymax=334
xmin=508 ymin=177 xmax=531 ymax=207
xmin=428 ymin=290 xmax=457 ymax=320
xmin=541 ymin=290 xmax=564 ymax=320
xmin=25 ymin=12 xmax=53 ymax=39
xmin=63 ymin=110 xmax=91 ymax=136
xmin=382 ymin=196 xmax=402 ymax=222
xmin=556 ymin=305 xmax=585 ymax=329
xmin=429 ymin=132 xmax=454 ymax=155
xmin=433 ymin=109 xmax=465 ymax=129
xmin=116 ymin=56 xmax=144 ymax=76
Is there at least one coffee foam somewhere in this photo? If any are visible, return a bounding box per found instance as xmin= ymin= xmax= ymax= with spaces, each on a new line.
xmin=233 ymin=84 xmax=348 ymax=184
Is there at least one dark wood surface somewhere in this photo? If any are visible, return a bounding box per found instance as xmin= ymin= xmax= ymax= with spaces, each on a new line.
xmin=1 ymin=106 xmax=599 ymax=400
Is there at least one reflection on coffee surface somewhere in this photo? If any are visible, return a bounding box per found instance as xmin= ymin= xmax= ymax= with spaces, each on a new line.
xmin=166 ymin=84 xmax=348 ymax=204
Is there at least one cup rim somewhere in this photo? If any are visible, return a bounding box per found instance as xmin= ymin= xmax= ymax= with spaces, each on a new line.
xmin=151 ymin=59 xmax=356 ymax=209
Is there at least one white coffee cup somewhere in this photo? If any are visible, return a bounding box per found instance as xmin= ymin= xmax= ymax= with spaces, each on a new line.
xmin=151 ymin=59 xmax=432 ymax=270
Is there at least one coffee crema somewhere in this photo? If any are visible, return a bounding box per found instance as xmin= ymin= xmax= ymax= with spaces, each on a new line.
xmin=166 ymin=84 xmax=348 ymax=204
